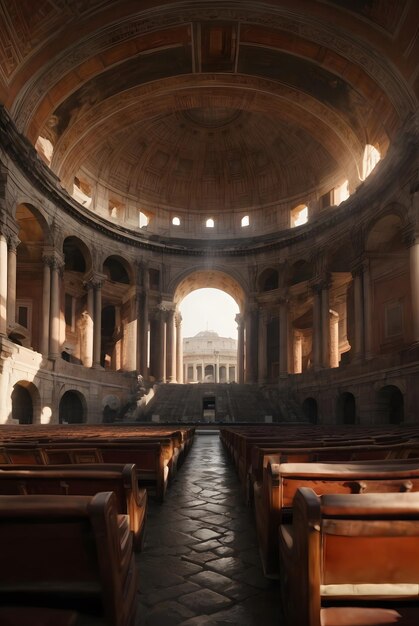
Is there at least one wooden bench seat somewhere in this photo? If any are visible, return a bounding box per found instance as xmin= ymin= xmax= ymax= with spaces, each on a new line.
xmin=0 ymin=492 xmax=137 ymax=626
xmin=0 ymin=441 xmax=169 ymax=501
xmin=0 ymin=463 xmax=147 ymax=550
xmin=255 ymin=459 xmax=419 ymax=577
xmin=279 ymin=488 xmax=419 ymax=626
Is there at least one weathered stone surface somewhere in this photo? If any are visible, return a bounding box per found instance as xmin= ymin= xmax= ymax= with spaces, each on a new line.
xmin=136 ymin=434 xmax=280 ymax=625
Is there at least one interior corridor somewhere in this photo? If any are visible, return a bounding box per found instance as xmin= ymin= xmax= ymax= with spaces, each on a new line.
xmin=135 ymin=433 xmax=282 ymax=625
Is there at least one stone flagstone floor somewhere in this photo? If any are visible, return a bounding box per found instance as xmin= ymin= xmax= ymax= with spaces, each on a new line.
xmin=135 ymin=432 xmax=283 ymax=625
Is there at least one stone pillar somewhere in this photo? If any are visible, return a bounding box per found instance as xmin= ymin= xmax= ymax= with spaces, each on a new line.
xmin=279 ymin=299 xmax=288 ymax=377
xmin=175 ymin=312 xmax=183 ymax=383
xmin=49 ymin=255 xmax=64 ymax=359
xmin=363 ymin=258 xmax=373 ymax=359
xmin=6 ymin=234 xmax=19 ymax=329
xmin=330 ymin=310 xmax=339 ymax=368
xmin=166 ymin=308 xmax=176 ymax=382
xmin=409 ymin=239 xmax=419 ymax=343
xmin=138 ymin=265 xmax=149 ymax=377
xmin=321 ymin=282 xmax=330 ymax=368
xmin=352 ymin=266 xmax=364 ymax=361
xmin=41 ymin=256 xmax=51 ymax=356
xmin=92 ymin=278 xmax=103 ymax=369
xmin=157 ymin=307 xmax=166 ymax=382
xmin=312 ymin=284 xmax=322 ymax=370
xmin=83 ymin=282 xmax=94 ymax=368
xmin=258 ymin=308 xmax=268 ymax=383
xmin=245 ymin=304 xmax=258 ymax=383
xmin=0 ymin=231 xmax=8 ymax=336
xmin=236 ymin=313 xmax=245 ymax=384
xmin=193 ymin=363 xmax=197 ymax=382
xmin=293 ymin=331 xmax=303 ymax=374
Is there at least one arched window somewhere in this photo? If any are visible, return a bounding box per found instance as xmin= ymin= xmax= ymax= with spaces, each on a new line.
xmin=172 ymin=216 xmax=181 ymax=226
xmin=362 ymin=144 xmax=381 ymax=180
xmin=206 ymin=218 xmax=215 ymax=228
xmin=290 ymin=204 xmax=308 ymax=227
xmin=139 ymin=211 xmax=149 ymax=228
xmin=241 ymin=215 xmax=250 ymax=227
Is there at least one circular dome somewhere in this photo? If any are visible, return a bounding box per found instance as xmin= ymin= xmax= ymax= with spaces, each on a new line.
xmin=82 ymin=107 xmax=338 ymax=212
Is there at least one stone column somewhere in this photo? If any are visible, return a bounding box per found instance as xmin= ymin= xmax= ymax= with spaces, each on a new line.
xmin=236 ymin=313 xmax=245 ymax=384
xmin=175 ymin=312 xmax=183 ymax=383
xmin=408 ymin=238 xmax=419 ymax=343
xmin=166 ymin=308 xmax=176 ymax=382
xmin=258 ymin=308 xmax=268 ymax=383
xmin=293 ymin=331 xmax=303 ymax=374
xmin=245 ymin=304 xmax=258 ymax=383
xmin=193 ymin=363 xmax=197 ymax=382
xmin=330 ymin=310 xmax=340 ymax=368
xmin=363 ymin=258 xmax=373 ymax=359
xmin=6 ymin=234 xmax=19 ymax=329
xmin=41 ymin=255 xmax=52 ymax=356
xmin=312 ymin=284 xmax=322 ymax=370
xmin=49 ymin=255 xmax=64 ymax=359
xmin=279 ymin=299 xmax=288 ymax=377
xmin=92 ymin=278 xmax=103 ymax=369
xmin=321 ymin=281 xmax=330 ymax=368
xmin=82 ymin=281 xmax=94 ymax=368
xmin=352 ymin=265 xmax=364 ymax=361
xmin=157 ymin=306 xmax=166 ymax=382
xmin=0 ymin=231 xmax=8 ymax=336
xmin=138 ymin=264 xmax=149 ymax=377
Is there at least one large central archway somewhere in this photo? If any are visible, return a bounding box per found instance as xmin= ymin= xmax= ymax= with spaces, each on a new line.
xmin=173 ymin=269 xmax=245 ymax=384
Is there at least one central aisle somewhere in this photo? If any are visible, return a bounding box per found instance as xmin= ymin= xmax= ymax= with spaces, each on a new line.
xmin=135 ymin=433 xmax=282 ymax=625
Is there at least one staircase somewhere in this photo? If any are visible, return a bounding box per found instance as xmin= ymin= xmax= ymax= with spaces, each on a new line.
xmin=140 ymin=383 xmax=302 ymax=422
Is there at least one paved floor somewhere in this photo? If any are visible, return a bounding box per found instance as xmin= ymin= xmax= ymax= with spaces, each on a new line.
xmin=135 ymin=433 xmax=282 ymax=625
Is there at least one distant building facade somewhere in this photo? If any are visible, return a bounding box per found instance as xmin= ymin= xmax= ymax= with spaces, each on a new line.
xmin=183 ymin=331 xmax=237 ymax=383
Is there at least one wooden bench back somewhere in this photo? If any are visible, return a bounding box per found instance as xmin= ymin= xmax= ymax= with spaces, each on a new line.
xmin=0 ymin=491 xmax=137 ymax=626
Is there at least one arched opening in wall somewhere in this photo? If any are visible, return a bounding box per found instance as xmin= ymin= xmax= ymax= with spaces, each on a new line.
xmin=59 ymin=390 xmax=86 ymax=424
xmin=337 ymin=392 xmax=356 ymax=425
xmin=362 ymin=144 xmax=381 ymax=180
xmin=290 ymin=204 xmax=308 ymax=227
xmin=11 ymin=383 xmax=34 ymax=424
xmin=174 ymin=271 xmax=244 ymax=385
xmin=302 ymin=397 xmax=318 ymax=424
xmin=377 ymin=385 xmax=404 ymax=424
xmin=102 ymin=256 xmax=133 ymax=371
xmin=259 ymin=268 xmax=279 ymax=292
xmin=15 ymin=204 xmax=49 ymax=353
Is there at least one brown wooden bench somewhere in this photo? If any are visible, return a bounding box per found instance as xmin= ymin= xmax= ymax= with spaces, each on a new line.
xmin=0 ymin=492 xmax=137 ymax=626
xmin=255 ymin=459 xmax=419 ymax=577
xmin=0 ymin=463 xmax=147 ymax=550
xmin=1 ymin=441 xmax=168 ymax=501
xmin=279 ymin=488 xmax=419 ymax=626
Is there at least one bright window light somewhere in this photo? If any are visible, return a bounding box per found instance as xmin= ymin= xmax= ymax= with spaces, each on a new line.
xmin=172 ymin=217 xmax=181 ymax=226
xmin=139 ymin=212 xmax=149 ymax=228
xmin=291 ymin=205 xmax=308 ymax=227
xmin=362 ymin=144 xmax=381 ymax=180
xmin=206 ymin=218 xmax=214 ymax=228
xmin=334 ymin=180 xmax=349 ymax=205
xmin=241 ymin=215 xmax=250 ymax=227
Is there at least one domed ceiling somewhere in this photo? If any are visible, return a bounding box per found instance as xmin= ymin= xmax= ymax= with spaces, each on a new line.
xmin=0 ymin=0 xmax=417 ymax=215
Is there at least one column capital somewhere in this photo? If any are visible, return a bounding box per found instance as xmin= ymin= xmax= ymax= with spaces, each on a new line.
xmin=6 ymin=232 xmax=20 ymax=251
xmin=83 ymin=271 xmax=106 ymax=290
xmin=175 ymin=311 xmax=182 ymax=326
xmin=235 ymin=313 xmax=244 ymax=327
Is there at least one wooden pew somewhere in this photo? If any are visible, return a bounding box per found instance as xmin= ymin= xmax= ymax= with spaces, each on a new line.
xmin=0 ymin=463 xmax=147 ymax=550
xmin=0 ymin=492 xmax=137 ymax=626
xmin=255 ymin=459 xmax=419 ymax=577
xmin=279 ymin=488 xmax=419 ymax=626
xmin=1 ymin=441 xmax=169 ymax=502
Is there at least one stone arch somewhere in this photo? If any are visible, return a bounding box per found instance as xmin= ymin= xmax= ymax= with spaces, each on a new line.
xmin=103 ymin=255 xmax=133 ymax=285
xmin=287 ymin=259 xmax=312 ymax=286
xmin=302 ymin=397 xmax=318 ymax=424
xmin=376 ymin=385 xmax=404 ymax=424
xmin=58 ymin=389 xmax=87 ymax=424
xmin=63 ymin=236 xmax=92 ymax=273
xmin=258 ymin=268 xmax=279 ymax=292
xmin=336 ymin=391 xmax=357 ymax=425
xmin=365 ymin=210 xmax=406 ymax=253
xmin=10 ymin=381 xmax=41 ymax=424
xmin=172 ymin=269 xmax=246 ymax=312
